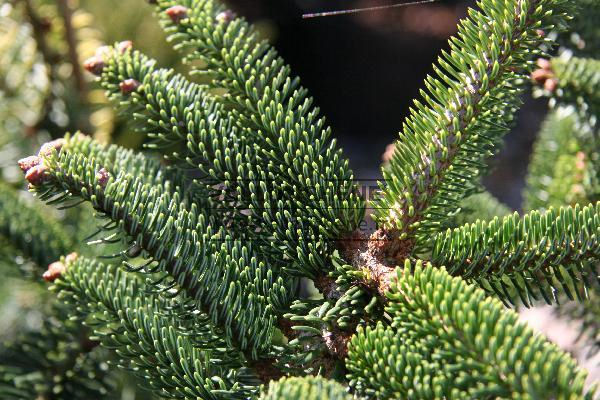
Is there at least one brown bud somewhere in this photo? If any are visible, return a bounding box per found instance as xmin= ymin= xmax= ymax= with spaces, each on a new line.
xmin=118 ymin=40 xmax=133 ymax=54
xmin=216 ymin=10 xmax=235 ymax=24
xmin=43 ymin=261 xmax=66 ymax=282
xmin=83 ymin=56 xmax=105 ymax=76
xmin=38 ymin=138 xmax=65 ymax=157
xmin=119 ymin=78 xmax=141 ymax=95
xmin=531 ymin=68 xmax=553 ymax=85
xmin=536 ymin=58 xmax=552 ymax=70
xmin=544 ymin=77 xmax=558 ymax=92
xmin=166 ymin=5 xmax=188 ymax=23
xmin=65 ymin=252 xmax=79 ymax=264
xmin=25 ymin=164 xmax=48 ymax=186
xmin=382 ymin=143 xmax=396 ymax=162
xmin=536 ymin=29 xmax=546 ymax=38
xmin=95 ymin=167 xmax=110 ymax=187
xmin=18 ymin=156 xmax=41 ymax=173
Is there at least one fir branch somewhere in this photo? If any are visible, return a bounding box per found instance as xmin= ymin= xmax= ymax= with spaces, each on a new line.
xmin=52 ymin=255 xmax=260 ymax=399
xmin=26 ymin=143 xmax=293 ymax=359
xmin=432 ymin=202 xmax=600 ymax=305
xmin=369 ymin=0 xmax=571 ymax=257
xmin=63 ymin=133 xmax=190 ymax=197
xmin=147 ymin=0 xmax=365 ymax=278
xmin=346 ymin=261 xmax=595 ymax=399
xmin=86 ymin=42 xmax=352 ymax=281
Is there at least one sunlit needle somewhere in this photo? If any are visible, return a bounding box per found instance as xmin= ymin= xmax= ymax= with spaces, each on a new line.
xmin=302 ymin=0 xmax=438 ymax=19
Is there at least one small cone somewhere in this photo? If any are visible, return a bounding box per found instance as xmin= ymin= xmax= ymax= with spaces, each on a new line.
xmin=118 ymin=40 xmax=133 ymax=54
xmin=166 ymin=5 xmax=188 ymax=23
xmin=216 ymin=10 xmax=235 ymax=24
xmin=83 ymin=56 xmax=105 ymax=76
xmin=119 ymin=79 xmax=141 ymax=95
xmin=96 ymin=168 xmax=110 ymax=187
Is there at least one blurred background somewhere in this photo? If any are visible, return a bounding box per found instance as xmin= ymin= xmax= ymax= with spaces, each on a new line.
xmin=0 ymin=0 xmax=596 ymax=397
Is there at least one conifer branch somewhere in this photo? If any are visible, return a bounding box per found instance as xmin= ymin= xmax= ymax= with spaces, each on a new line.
xmin=148 ymin=0 xmax=365 ymax=276
xmin=52 ymin=255 xmax=260 ymax=399
xmin=24 ymin=142 xmax=293 ymax=361
xmin=346 ymin=262 xmax=595 ymax=399
xmin=370 ymin=0 xmax=571 ymax=257
xmin=432 ymin=203 xmax=600 ymax=305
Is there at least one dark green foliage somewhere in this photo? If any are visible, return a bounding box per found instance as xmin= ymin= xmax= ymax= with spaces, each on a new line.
xmin=148 ymin=0 xmax=365 ymax=279
xmin=260 ymin=376 xmax=352 ymax=400
xmin=0 ymin=305 xmax=113 ymax=399
xmin=53 ymin=255 xmax=260 ymax=399
xmin=32 ymin=144 xmax=293 ymax=358
xmin=346 ymin=262 xmax=594 ymax=399
xmin=433 ymin=203 xmax=600 ymax=305
xmin=0 ymin=181 xmax=72 ymax=272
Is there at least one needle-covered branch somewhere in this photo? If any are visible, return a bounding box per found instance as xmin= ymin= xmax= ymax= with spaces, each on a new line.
xmin=346 ymin=262 xmax=595 ymax=399
xmin=23 ymin=140 xmax=292 ymax=359
xmin=145 ymin=0 xmax=365 ymax=279
xmin=52 ymin=255 xmax=260 ymax=399
xmin=369 ymin=0 xmax=571 ymax=257
xmin=432 ymin=202 xmax=600 ymax=305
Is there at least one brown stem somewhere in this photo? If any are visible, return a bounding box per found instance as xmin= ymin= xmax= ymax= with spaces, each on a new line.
xmin=22 ymin=0 xmax=59 ymax=65
xmin=56 ymin=0 xmax=86 ymax=94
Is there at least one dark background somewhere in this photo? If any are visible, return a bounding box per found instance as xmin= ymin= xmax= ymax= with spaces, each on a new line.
xmin=224 ymin=0 xmax=549 ymax=210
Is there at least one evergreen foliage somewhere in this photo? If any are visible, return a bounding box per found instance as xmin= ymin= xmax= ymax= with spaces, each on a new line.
xmin=1 ymin=0 xmax=600 ymax=398
xmin=432 ymin=203 xmax=600 ymax=306
xmin=53 ymin=255 xmax=259 ymax=399
xmin=0 ymin=181 xmax=72 ymax=272
xmin=347 ymin=262 xmax=593 ymax=399
xmin=372 ymin=0 xmax=570 ymax=250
